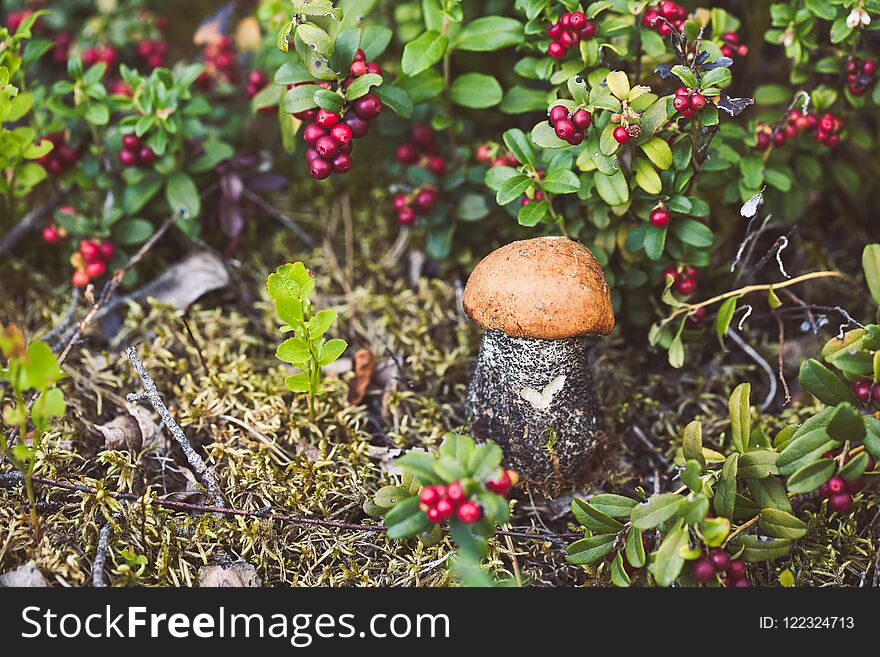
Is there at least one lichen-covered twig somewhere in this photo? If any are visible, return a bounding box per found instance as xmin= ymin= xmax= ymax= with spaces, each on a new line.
xmin=125 ymin=346 xmax=225 ymax=509
xmin=92 ymin=522 xmax=113 ymax=587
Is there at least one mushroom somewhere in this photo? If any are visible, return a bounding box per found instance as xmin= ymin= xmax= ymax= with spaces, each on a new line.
xmin=462 ymin=237 xmax=615 ymax=486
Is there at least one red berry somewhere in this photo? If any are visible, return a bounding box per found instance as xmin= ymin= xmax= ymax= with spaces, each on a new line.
xmin=723 ymin=32 xmax=739 ymax=44
xmin=572 ymin=109 xmax=592 ymax=130
xmin=99 ymin=242 xmax=115 ymax=260
xmin=721 ymin=46 xmax=734 ymax=58
xmin=710 ymin=550 xmax=731 ymax=572
xmin=828 ymin=493 xmax=854 ymax=514
xmin=303 ymin=123 xmax=327 ymax=146
xmin=567 ymin=130 xmax=585 ymax=146
xmin=343 ymin=112 xmax=371 ymax=138
xmin=827 ymin=477 xmax=846 ymax=495
xmin=659 ymin=1 xmax=680 ymax=18
xmin=354 ymin=49 xmax=366 ymax=62
xmin=485 ymin=471 xmax=511 ymax=494
xmin=547 ymin=22 xmax=562 ymax=39
xmin=446 ymin=481 xmax=466 ymax=505
xmin=414 ymin=188 xmax=437 ymax=212
xmin=42 ymin=226 xmax=59 ymax=242
xmin=733 ymin=577 xmax=752 ymax=588
xmin=410 ymin=125 xmax=434 ymax=146
xmin=426 ymin=507 xmax=441 ymax=523
xmin=366 ymin=62 xmax=382 ymax=76
xmin=549 ymin=105 xmax=569 ymax=124
xmin=661 ymin=267 xmax=678 ymax=286
xmin=643 ymin=9 xmax=660 ymax=28
xmin=569 ymin=11 xmax=586 ymax=29
xmin=554 ymin=119 xmax=576 ymax=141
xmin=294 ymin=108 xmax=318 ymax=122
xmin=727 ymin=560 xmax=746 ymax=579
xmin=677 ymin=277 xmax=696 ymax=296
xmin=397 ymin=206 xmax=416 ymax=225
xmin=548 ymin=41 xmax=565 ymax=59
xmin=58 ymin=145 xmax=78 ymax=166
xmin=690 ymin=93 xmax=707 ymax=110
xmin=579 ymin=22 xmax=597 ymax=39
xmin=476 ymin=144 xmax=492 ymax=162
xmin=649 ymin=208 xmax=670 ymax=228
xmin=72 ymin=271 xmax=90 ymax=288
xmin=316 ymin=109 xmax=340 ymax=128
xmin=435 ymin=498 xmax=454 ymax=519
xmin=315 ymin=135 xmax=339 ymax=158
xmin=79 ymin=240 xmax=100 ymax=260
xmin=559 ymin=31 xmax=577 ymax=48
xmin=331 ymin=153 xmax=352 ymax=174
xmin=247 ymin=70 xmax=267 ymax=86
xmin=853 ymin=380 xmax=872 ymax=403
xmin=353 ymin=94 xmax=382 ymax=120
xmin=773 ymin=131 xmax=786 ymax=147
xmin=118 ymin=148 xmax=137 ymax=167
xmin=863 ymin=59 xmax=877 ymax=75
xmin=682 ymin=265 xmax=698 ymax=279
xmin=396 ymin=143 xmax=419 ymax=165
xmin=613 ymin=126 xmax=630 ymax=144
xmin=456 ymin=501 xmax=482 ymax=524
xmin=309 ymin=157 xmax=332 ymax=180
xmin=45 ymin=159 xmax=64 ymax=175
xmin=85 ymin=260 xmax=106 ymax=278
xmin=559 ymin=13 xmax=572 ymax=29
xmin=756 ymin=132 xmax=771 ymax=151
xmin=692 ymin=558 xmax=717 ymax=583
xmin=826 ymin=134 xmax=841 ymax=148
xmin=673 ymin=96 xmax=689 ymax=112
xmin=350 ymin=60 xmax=368 ymax=77
xmin=737 ymin=44 xmax=749 ymax=57
xmin=138 ymin=146 xmax=156 ymax=165
xmin=329 ymin=123 xmax=353 ymax=146
xmin=427 ymin=156 xmax=445 ymax=175
xmin=392 ymin=193 xmax=408 ymax=210
xmin=819 ymin=116 xmax=836 ymax=133
xmin=419 ymin=486 xmax=439 ymax=507
xmin=658 ymin=22 xmax=672 ymax=37
xmin=122 ymin=134 xmax=141 ymax=149
xmin=305 ymin=148 xmax=321 ymax=163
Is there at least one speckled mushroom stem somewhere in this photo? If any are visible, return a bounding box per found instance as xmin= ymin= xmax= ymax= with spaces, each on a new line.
xmin=466 ymin=330 xmax=601 ymax=486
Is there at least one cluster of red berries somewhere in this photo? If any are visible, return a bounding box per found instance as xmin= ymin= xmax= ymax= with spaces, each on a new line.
xmin=36 ymin=132 xmax=81 ymax=176
xmin=548 ymin=105 xmax=592 ymax=146
xmin=197 ymin=36 xmax=236 ymax=87
xmin=692 ymin=550 xmax=751 ymax=587
xmin=135 ymin=39 xmax=168 ymax=70
xmin=118 ymin=133 xmax=156 ymax=168
xmin=546 ymin=11 xmax=597 ymax=60
xmin=70 ymin=238 xmax=116 ymax=288
xmin=661 ymin=264 xmax=698 ymax=297
xmin=343 ymin=47 xmax=383 ymax=81
xmin=393 ymin=187 xmax=438 ymax=226
xmin=818 ymin=448 xmax=875 ymax=514
xmin=297 ymin=51 xmax=383 ymax=180
xmin=82 ymin=44 xmax=118 ymax=69
xmin=757 ymin=110 xmax=843 ymax=150
xmin=418 ymin=470 xmax=517 ymax=525
xmin=395 ymin=124 xmax=446 ymax=174
xmin=642 ymin=1 xmax=687 ymax=37
xmin=720 ymin=32 xmax=749 ymax=59
xmin=672 ymin=87 xmax=708 ymax=120
xmin=845 ymin=56 xmax=877 ymax=97
xmin=851 ymin=379 xmax=880 ymax=405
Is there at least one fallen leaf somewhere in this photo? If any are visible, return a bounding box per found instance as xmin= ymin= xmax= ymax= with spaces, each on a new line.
xmin=0 ymin=561 xmax=48 ymax=587
xmin=347 ymin=348 xmax=375 ymax=404
xmin=93 ymin=405 xmax=159 ymax=452
xmin=199 ymin=560 xmax=261 ymax=587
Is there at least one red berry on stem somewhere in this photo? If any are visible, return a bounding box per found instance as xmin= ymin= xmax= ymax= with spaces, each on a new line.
xmin=303 ymin=123 xmax=327 ymax=146
xmin=710 ymin=550 xmax=731 ymax=572
xmin=690 ymin=93 xmax=707 ymax=110
xmin=119 ymin=148 xmax=138 ymax=167
xmin=559 ymin=31 xmax=577 ymax=48
xmin=727 ymin=560 xmax=746 ymax=579
xmin=572 ymin=109 xmax=592 ymax=130
xmin=396 ymin=143 xmax=418 ymax=165
xmin=85 ymin=260 xmax=106 ymax=278
xmin=548 ymin=41 xmax=565 ymax=59
xmin=549 ymin=105 xmax=569 ymax=124
xmin=316 ymin=109 xmax=340 ymax=128
xmin=344 ymin=112 xmax=371 ymax=138
xmin=331 ymin=153 xmax=352 ymax=174
xmin=138 ymin=146 xmax=156 ymax=165
xmin=414 ymin=188 xmax=437 ymax=212
xmin=72 ymin=271 xmax=90 ymax=288
xmin=122 ymin=134 xmax=140 ymax=149
xmin=42 ymin=226 xmax=59 ymax=242
xmin=411 ymin=124 xmax=434 ymax=146
xmin=80 ymin=240 xmax=99 ymax=260
xmin=826 ymin=477 xmax=846 ymax=495
xmin=435 ymin=498 xmax=454 ymax=519
xmin=613 ymin=126 xmax=630 ymax=144
xmin=486 ymin=470 xmax=511 ymax=494
xmin=643 ymin=9 xmax=660 ymax=28
xmin=661 ymin=267 xmax=678 ymax=286
xmin=315 ymin=135 xmax=339 ymax=158
xmin=554 ymin=119 xmax=576 ymax=141
xmin=547 ymin=22 xmax=562 ymax=39
xmin=579 ymin=22 xmax=596 ymax=39
xmin=428 ymin=156 xmax=445 ymax=175
xmin=650 ymin=208 xmax=670 ymax=228
xmin=677 ymin=278 xmax=696 ymax=296
xmin=329 ymin=123 xmax=353 ymax=145
xmin=446 ymin=481 xmax=466 ymax=505
xmin=673 ymin=96 xmax=689 ymax=112
xmin=567 ymin=130 xmax=585 ymax=146
xmin=99 ymin=242 xmax=115 ymax=260
xmin=426 ymin=507 xmax=441 ymax=523
xmin=569 ymin=11 xmax=586 ymax=29
xmin=733 ymin=578 xmax=752 ymax=588
xmin=397 ymin=206 xmax=416 ymax=226
xmin=354 ymin=94 xmax=382 ymax=120
xmin=853 ymin=380 xmax=872 ymax=403
xmin=350 ymin=60 xmax=368 ymax=77
xmin=419 ymin=486 xmax=439 ymax=507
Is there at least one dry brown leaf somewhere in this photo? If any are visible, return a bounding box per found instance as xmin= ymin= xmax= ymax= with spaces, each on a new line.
xmin=93 ymin=405 xmax=159 ymax=452
xmin=347 ymin=348 xmax=375 ymax=404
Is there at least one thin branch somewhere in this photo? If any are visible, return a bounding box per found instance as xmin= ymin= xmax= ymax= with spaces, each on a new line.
xmin=92 ymin=522 xmax=113 ymax=587
xmin=729 ymin=328 xmax=777 ymax=410
xmin=125 ymin=346 xmax=225 ymax=509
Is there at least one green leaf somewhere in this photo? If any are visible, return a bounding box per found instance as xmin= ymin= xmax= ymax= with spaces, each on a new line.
xmin=714 ymin=453 xmax=739 ymax=519
xmin=625 ymin=527 xmax=646 ymax=568
xmin=716 ymin=297 xmax=737 ymax=347
xmin=402 ymin=31 xmax=448 ymax=76
xmin=826 ymin=403 xmax=866 ymax=442
xmin=22 ymin=341 xmax=65 ymax=390
xmin=374 ymin=84 xmax=414 ymax=119
xmin=732 ymin=535 xmax=792 ymax=563
xmin=633 ymin=158 xmax=662 ymax=194
xmin=798 ymin=359 xmax=857 ymax=405
xmin=112 ymin=218 xmax=155 ymax=246
xmin=671 ymin=65 xmax=698 ymax=88
xmin=466 ymin=442 xmax=502 ymax=479
xmin=588 ymin=494 xmax=638 ymax=518
xmin=610 ymin=551 xmax=632 ymax=587
xmin=672 ymin=219 xmax=714 ymax=248
xmin=318 ymin=338 xmax=347 ymax=366
xmin=566 ymin=533 xmax=616 ymax=565
xmin=395 ymin=451 xmax=442 ymax=485
xmin=652 ymin=523 xmax=688 ymax=586
xmin=296 ymin=23 xmax=334 ymax=57
xmin=728 ymin=383 xmax=751 ymax=453
xmin=344 ymin=73 xmax=383 ymax=100
xmin=572 ymin=498 xmax=624 ymax=533
xmin=640 ymin=137 xmax=673 ymax=170
xmin=495 ymin=174 xmax=532 ymax=206
xmin=786 ymin=458 xmax=835 ymax=494
xmin=361 ymin=25 xmax=393 ymax=60
xmin=450 ymin=73 xmax=502 ymax=109
xmin=517 ymin=200 xmax=548 ymax=226
xmin=594 ymin=170 xmax=629 ymax=206
xmin=385 ymin=497 xmax=431 ymax=539
xmin=502 ymin=129 xmax=536 ymax=169
xmin=284 ymin=372 xmax=311 ymax=393
xmin=542 ymin=169 xmax=580 ymax=194
xmin=373 ymin=486 xmax=410 ymax=509
xmin=283 ymin=84 xmax=321 ymax=113
xmin=165 ymin=172 xmax=201 ymax=220
xmin=682 ymin=421 xmax=705 ymax=469
xmin=31 ymin=387 xmax=65 ymax=427
xmin=631 ymin=494 xmax=683 ymax=529
xmin=863 ymin=245 xmax=880 ymax=304
xmin=747 ymin=477 xmax=792 ymax=513
xmin=737 ymin=450 xmax=779 ymax=479
xmin=777 ymin=407 xmax=841 ymax=475
xmin=839 ymin=451 xmax=869 ymax=481
xmin=700 ymin=67 xmax=732 ymax=89
xmin=453 ymin=17 xmax=524 ymax=52
xmin=275 ymin=337 xmax=310 ymax=365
